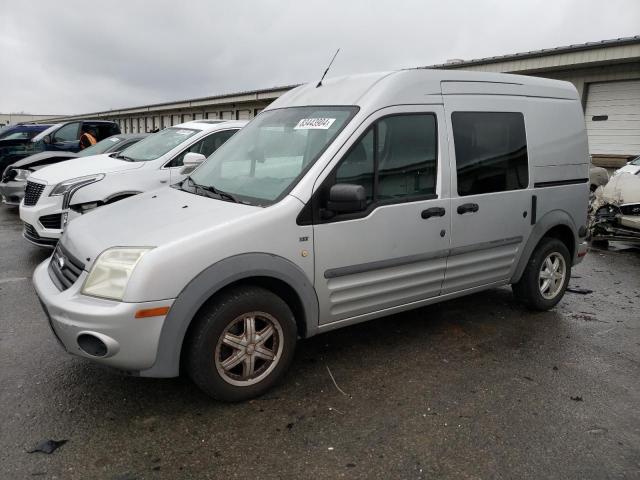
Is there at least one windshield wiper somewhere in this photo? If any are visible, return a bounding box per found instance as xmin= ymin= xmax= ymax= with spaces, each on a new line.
xmin=200 ymin=184 xmax=240 ymax=203
xmin=115 ymin=153 xmax=134 ymax=161
xmin=185 ymin=178 xmax=240 ymax=203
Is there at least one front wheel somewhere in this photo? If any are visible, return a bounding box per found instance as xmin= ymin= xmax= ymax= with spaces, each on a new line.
xmin=186 ymin=286 xmax=297 ymax=401
xmin=512 ymin=237 xmax=571 ymax=311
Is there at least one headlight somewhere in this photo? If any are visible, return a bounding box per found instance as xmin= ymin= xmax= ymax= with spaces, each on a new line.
xmin=50 ymin=174 xmax=105 ymax=197
xmin=13 ymin=169 xmax=32 ymax=182
xmin=82 ymin=247 xmax=153 ymax=301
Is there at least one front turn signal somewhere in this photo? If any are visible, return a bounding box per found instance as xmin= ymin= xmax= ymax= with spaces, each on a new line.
xmin=135 ymin=306 xmax=171 ymax=319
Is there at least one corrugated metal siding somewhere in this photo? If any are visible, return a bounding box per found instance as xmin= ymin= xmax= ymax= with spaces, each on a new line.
xmin=585 ymin=79 xmax=640 ymax=156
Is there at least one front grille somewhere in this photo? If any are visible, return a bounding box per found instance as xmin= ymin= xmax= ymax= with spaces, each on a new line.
xmin=620 ymin=203 xmax=640 ymax=216
xmin=23 ymin=222 xmax=58 ymax=247
xmin=48 ymin=244 xmax=85 ymax=291
xmin=24 ymin=181 xmax=45 ymax=206
xmin=39 ymin=213 xmax=63 ymax=230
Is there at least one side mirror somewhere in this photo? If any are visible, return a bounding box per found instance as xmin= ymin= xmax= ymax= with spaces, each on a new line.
xmin=183 ymin=152 xmax=206 ymax=167
xmin=42 ymin=134 xmax=52 ymax=144
xmin=327 ymin=184 xmax=367 ymax=214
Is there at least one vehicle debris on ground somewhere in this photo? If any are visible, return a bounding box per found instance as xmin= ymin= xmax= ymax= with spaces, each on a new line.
xmin=590 ymin=172 xmax=640 ymax=245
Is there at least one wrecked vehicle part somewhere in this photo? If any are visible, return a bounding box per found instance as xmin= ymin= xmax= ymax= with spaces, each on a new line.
xmin=589 ymin=173 xmax=640 ymax=243
xmin=589 ymin=165 xmax=609 ymax=192
xmin=27 ymin=439 xmax=68 ymax=454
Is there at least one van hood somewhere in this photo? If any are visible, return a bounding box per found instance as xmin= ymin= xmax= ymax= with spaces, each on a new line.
xmin=29 ymin=154 xmax=144 ymax=185
xmin=62 ymin=185 xmax=261 ymax=266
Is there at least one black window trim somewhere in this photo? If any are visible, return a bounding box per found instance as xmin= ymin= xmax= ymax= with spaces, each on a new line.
xmin=451 ymin=110 xmax=529 ymax=197
xmin=299 ymin=111 xmax=440 ymax=225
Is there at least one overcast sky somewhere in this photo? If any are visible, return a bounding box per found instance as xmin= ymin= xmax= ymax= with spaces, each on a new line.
xmin=0 ymin=0 xmax=638 ymax=114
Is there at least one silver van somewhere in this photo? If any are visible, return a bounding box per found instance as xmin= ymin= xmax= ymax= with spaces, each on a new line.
xmin=33 ymin=70 xmax=589 ymax=401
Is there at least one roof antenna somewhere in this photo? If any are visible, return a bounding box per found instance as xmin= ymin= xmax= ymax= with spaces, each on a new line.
xmin=317 ymin=48 xmax=340 ymax=88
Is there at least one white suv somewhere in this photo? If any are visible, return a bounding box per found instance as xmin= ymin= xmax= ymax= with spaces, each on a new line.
xmin=20 ymin=120 xmax=245 ymax=247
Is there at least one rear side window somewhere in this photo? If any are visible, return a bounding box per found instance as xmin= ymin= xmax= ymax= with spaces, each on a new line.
xmin=85 ymin=123 xmax=117 ymax=140
xmin=452 ymin=112 xmax=528 ymax=196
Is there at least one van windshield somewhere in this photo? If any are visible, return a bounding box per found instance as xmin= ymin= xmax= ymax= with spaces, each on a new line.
xmin=118 ymin=128 xmax=198 ymax=161
xmin=189 ymin=106 xmax=357 ymax=205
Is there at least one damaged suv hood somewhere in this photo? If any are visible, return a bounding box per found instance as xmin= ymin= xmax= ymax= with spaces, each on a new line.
xmin=29 ymin=154 xmax=144 ymax=185
xmin=6 ymin=151 xmax=79 ymax=172
xmin=62 ymin=186 xmax=261 ymax=268
xmin=595 ymin=172 xmax=640 ymax=206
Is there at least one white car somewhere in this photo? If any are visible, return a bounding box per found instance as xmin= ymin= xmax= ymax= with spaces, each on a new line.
xmin=20 ymin=120 xmax=246 ymax=247
xmin=614 ymin=155 xmax=640 ymax=176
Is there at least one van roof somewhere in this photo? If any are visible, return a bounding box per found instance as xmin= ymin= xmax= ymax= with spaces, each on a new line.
xmin=267 ymin=69 xmax=579 ymax=111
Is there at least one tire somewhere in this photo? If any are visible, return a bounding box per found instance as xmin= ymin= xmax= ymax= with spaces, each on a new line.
xmin=185 ymin=286 xmax=297 ymax=402
xmin=512 ymin=237 xmax=571 ymax=311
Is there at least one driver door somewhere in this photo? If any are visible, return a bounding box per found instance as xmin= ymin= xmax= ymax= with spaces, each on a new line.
xmin=312 ymin=105 xmax=451 ymax=325
xmin=51 ymin=122 xmax=81 ymax=152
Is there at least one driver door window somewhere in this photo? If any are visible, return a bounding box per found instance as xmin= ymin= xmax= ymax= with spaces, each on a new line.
xmin=166 ymin=130 xmax=237 ymax=168
xmin=53 ymin=122 xmax=80 ymax=143
xmin=322 ymin=113 xmax=438 ymax=220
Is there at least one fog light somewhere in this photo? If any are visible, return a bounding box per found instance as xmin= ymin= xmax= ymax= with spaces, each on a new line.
xmin=77 ymin=334 xmax=108 ymax=357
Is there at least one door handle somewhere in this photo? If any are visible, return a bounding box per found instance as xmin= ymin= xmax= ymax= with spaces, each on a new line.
xmin=421 ymin=207 xmax=446 ymax=219
xmin=457 ymin=203 xmax=479 ymax=215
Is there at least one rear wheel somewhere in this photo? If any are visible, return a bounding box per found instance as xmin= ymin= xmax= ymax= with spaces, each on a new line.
xmin=512 ymin=237 xmax=571 ymax=311
xmin=186 ymin=286 xmax=297 ymax=402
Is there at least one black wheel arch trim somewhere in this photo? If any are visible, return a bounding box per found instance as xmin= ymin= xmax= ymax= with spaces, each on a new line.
xmin=511 ymin=209 xmax=578 ymax=284
xmin=139 ymin=253 xmax=319 ymax=378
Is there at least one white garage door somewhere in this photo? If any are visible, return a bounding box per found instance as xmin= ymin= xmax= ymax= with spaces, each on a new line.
xmin=585 ymin=79 xmax=640 ymax=156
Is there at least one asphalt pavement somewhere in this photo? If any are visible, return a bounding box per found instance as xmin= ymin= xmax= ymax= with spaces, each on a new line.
xmin=1 ymin=205 xmax=639 ymax=479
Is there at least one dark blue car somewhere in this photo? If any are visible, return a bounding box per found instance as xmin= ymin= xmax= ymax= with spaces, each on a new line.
xmin=0 ymin=119 xmax=120 ymax=173
xmin=0 ymin=123 xmax=51 ymax=142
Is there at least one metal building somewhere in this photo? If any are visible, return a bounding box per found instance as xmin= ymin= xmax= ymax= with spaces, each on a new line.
xmin=35 ymin=36 xmax=640 ymax=166
xmin=430 ymin=36 xmax=640 ymax=166
xmin=0 ymin=113 xmax=61 ymax=126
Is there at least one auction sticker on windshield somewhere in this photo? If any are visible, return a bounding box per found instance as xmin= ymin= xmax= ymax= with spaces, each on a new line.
xmin=294 ymin=118 xmax=336 ymax=130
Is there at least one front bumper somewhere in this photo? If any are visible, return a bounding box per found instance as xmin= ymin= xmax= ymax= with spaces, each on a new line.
xmin=19 ymin=189 xmax=81 ymax=247
xmin=0 ymin=180 xmax=25 ymax=206
xmin=33 ymin=258 xmax=175 ymax=373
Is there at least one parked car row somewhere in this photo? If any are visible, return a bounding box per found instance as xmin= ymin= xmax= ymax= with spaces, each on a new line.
xmin=0 ymin=134 xmax=147 ymax=206
xmin=0 ymin=120 xmax=121 ymax=173
xmin=0 ymin=123 xmax=54 ymax=173
xmin=23 ymin=69 xmax=594 ymax=402
xmin=1 ymin=120 xmax=245 ymax=246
